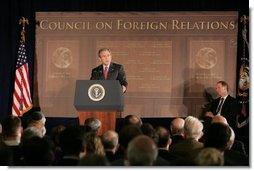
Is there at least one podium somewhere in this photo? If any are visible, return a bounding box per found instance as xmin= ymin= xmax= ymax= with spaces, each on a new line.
xmin=74 ymin=80 xmax=124 ymax=135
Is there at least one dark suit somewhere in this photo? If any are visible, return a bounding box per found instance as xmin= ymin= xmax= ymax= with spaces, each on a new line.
xmin=209 ymin=95 xmax=238 ymax=129
xmin=158 ymin=149 xmax=183 ymax=164
xmin=224 ymin=149 xmax=249 ymax=166
xmin=168 ymin=139 xmax=203 ymax=159
xmin=231 ymin=139 xmax=246 ymax=155
xmin=170 ymin=135 xmax=184 ymax=146
xmin=90 ymin=62 xmax=128 ymax=88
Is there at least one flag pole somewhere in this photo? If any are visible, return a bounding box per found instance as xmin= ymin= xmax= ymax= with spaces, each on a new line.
xmin=12 ymin=17 xmax=32 ymax=116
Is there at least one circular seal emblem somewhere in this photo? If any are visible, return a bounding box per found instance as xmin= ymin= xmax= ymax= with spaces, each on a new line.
xmin=88 ymin=84 xmax=105 ymax=101
xmin=52 ymin=47 xmax=73 ymax=69
xmin=195 ymin=47 xmax=217 ymax=69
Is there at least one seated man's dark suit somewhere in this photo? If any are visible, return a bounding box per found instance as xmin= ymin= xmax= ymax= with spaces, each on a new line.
xmin=209 ymin=95 xmax=238 ymax=130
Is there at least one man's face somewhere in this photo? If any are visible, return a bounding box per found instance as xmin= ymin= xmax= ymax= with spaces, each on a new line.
xmin=215 ymin=83 xmax=227 ymax=97
xmin=99 ymin=50 xmax=112 ymax=65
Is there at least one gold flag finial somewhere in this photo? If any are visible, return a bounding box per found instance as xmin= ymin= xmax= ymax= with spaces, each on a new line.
xmin=240 ymin=15 xmax=249 ymax=25
xmin=19 ymin=17 xmax=29 ymax=43
xmin=240 ymin=15 xmax=249 ymax=51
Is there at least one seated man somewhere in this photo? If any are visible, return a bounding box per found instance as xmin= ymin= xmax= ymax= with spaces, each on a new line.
xmin=26 ymin=111 xmax=47 ymax=136
xmin=126 ymin=135 xmax=158 ymax=166
xmin=84 ymin=117 xmax=101 ymax=133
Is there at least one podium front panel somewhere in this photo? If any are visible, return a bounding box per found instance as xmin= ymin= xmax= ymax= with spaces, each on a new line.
xmin=74 ymin=80 xmax=124 ymax=111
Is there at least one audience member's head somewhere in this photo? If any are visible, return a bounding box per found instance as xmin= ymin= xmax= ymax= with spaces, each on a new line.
xmin=50 ymin=125 xmax=66 ymax=148
xmin=184 ymin=116 xmax=203 ymax=140
xmin=155 ymin=126 xmax=171 ymax=149
xmin=126 ymin=135 xmax=158 ymax=166
xmin=123 ymin=114 xmax=142 ymax=128
xmin=140 ymin=123 xmax=158 ymax=143
xmin=85 ymin=132 xmax=105 ymax=156
xmin=84 ymin=117 xmax=101 ymax=133
xmin=78 ymin=153 xmax=110 ymax=166
xmin=119 ymin=125 xmax=143 ymax=150
xmin=1 ymin=115 xmax=22 ymax=141
xmin=59 ymin=126 xmax=85 ymax=157
xmin=203 ymin=122 xmax=231 ymax=152
xmin=194 ymin=147 xmax=224 ymax=166
xmin=170 ymin=117 xmax=185 ymax=136
xmin=211 ymin=115 xmax=228 ymax=125
xmin=27 ymin=111 xmax=46 ymax=136
xmin=0 ymin=141 xmax=13 ymax=165
xmin=101 ymin=130 xmax=119 ymax=153
xmin=20 ymin=126 xmax=44 ymax=148
xmin=21 ymin=136 xmax=54 ymax=166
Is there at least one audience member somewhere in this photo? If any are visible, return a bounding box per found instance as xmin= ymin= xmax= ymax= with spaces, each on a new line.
xmin=101 ymin=130 xmax=119 ymax=162
xmin=168 ymin=116 xmax=203 ymax=158
xmin=0 ymin=140 xmax=13 ymax=165
xmin=50 ymin=125 xmax=66 ymax=165
xmin=204 ymin=122 xmax=232 ymax=152
xmin=210 ymin=115 xmax=246 ymax=154
xmin=155 ymin=126 xmax=171 ymax=151
xmin=123 ymin=114 xmax=142 ymax=128
xmin=58 ymin=126 xmax=85 ymax=166
xmin=78 ymin=153 xmax=110 ymax=166
xmin=169 ymin=117 xmax=185 ymax=145
xmin=203 ymin=122 xmax=248 ymax=166
xmin=111 ymin=125 xmax=143 ymax=166
xmin=155 ymin=126 xmax=181 ymax=164
xmin=211 ymin=115 xmax=228 ymax=124
xmin=140 ymin=123 xmax=158 ymax=144
xmin=85 ymin=132 xmax=105 ymax=156
xmin=20 ymin=126 xmax=44 ymax=147
xmin=126 ymin=135 xmax=158 ymax=166
xmin=1 ymin=115 xmax=23 ymax=165
xmin=26 ymin=111 xmax=46 ymax=137
xmin=21 ymin=136 xmax=54 ymax=166
xmin=194 ymin=147 xmax=224 ymax=166
xmin=84 ymin=117 xmax=101 ymax=133
xmin=50 ymin=125 xmax=66 ymax=147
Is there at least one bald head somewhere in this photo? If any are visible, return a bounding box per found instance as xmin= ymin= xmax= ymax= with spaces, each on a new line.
xmin=170 ymin=118 xmax=185 ymax=136
xmin=211 ymin=115 xmax=228 ymax=125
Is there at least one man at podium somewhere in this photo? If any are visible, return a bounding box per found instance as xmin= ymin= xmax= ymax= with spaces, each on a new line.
xmin=90 ymin=48 xmax=128 ymax=93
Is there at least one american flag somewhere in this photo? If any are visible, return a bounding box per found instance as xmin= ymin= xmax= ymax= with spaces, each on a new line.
xmin=236 ymin=14 xmax=249 ymax=128
xmin=12 ymin=18 xmax=32 ymax=116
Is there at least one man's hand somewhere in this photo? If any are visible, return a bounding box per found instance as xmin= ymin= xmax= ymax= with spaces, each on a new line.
xmin=122 ymin=85 xmax=127 ymax=93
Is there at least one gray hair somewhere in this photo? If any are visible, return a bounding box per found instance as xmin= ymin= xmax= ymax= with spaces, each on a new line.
xmin=21 ymin=127 xmax=43 ymax=143
xmin=84 ymin=117 xmax=102 ymax=132
xmin=184 ymin=116 xmax=203 ymax=139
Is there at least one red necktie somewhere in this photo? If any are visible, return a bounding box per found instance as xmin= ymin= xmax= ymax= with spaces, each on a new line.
xmin=104 ymin=66 xmax=108 ymax=80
